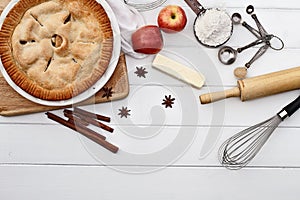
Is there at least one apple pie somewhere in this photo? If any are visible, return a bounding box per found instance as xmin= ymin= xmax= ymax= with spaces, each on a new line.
xmin=0 ymin=0 xmax=113 ymax=101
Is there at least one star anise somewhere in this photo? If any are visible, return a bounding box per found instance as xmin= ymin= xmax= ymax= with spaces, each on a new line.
xmin=118 ymin=106 xmax=131 ymax=118
xmin=162 ymin=95 xmax=175 ymax=108
xmin=134 ymin=66 xmax=148 ymax=78
xmin=101 ymin=87 xmax=114 ymax=99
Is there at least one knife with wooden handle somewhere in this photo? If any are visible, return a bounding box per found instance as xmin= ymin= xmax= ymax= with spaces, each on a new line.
xmin=152 ymin=54 xmax=205 ymax=89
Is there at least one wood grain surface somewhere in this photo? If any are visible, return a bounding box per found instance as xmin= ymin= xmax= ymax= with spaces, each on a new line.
xmin=200 ymin=66 xmax=300 ymax=104
xmin=1 ymin=1 xmax=300 ymax=200
xmin=0 ymin=54 xmax=129 ymax=116
xmin=0 ymin=0 xmax=10 ymax=12
xmin=0 ymin=1 xmax=129 ymax=116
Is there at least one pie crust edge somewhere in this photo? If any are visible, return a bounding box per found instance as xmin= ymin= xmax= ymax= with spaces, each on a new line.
xmin=0 ymin=0 xmax=114 ymax=101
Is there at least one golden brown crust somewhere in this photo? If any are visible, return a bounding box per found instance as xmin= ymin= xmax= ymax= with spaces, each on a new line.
xmin=0 ymin=0 xmax=113 ymax=101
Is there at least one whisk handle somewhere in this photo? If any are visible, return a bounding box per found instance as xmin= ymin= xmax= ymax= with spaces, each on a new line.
xmin=279 ymin=95 xmax=300 ymax=119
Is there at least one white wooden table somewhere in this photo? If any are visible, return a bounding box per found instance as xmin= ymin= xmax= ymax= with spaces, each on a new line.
xmin=1 ymin=0 xmax=300 ymax=199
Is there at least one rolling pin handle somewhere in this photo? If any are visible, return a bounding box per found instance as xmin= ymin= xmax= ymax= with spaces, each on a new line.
xmin=199 ymin=87 xmax=241 ymax=104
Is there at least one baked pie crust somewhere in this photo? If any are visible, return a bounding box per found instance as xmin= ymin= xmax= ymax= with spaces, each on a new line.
xmin=0 ymin=0 xmax=113 ymax=101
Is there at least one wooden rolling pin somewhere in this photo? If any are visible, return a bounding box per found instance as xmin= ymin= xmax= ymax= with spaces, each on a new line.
xmin=200 ymin=66 xmax=300 ymax=104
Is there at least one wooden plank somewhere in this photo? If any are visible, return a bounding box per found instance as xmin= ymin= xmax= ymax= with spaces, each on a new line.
xmin=135 ymin=0 xmax=300 ymax=9
xmin=0 ymin=54 xmax=129 ymax=116
xmin=142 ymin=7 xmax=299 ymax=48
xmin=127 ymin=48 xmax=300 ymax=87
xmin=0 ymin=165 xmax=299 ymax=200
xmin=0 ymin=124 xmax=300 ymax=167
xmin=0 ymin=84 xmax=299 ymax=128
xmin=0 ymin=1 xmax=298 ymax=199
xmin=0 ymin=0 xmax=10 ymax=12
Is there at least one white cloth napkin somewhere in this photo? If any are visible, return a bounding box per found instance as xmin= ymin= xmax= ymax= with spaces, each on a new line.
xmin=106 ymin=0 xmax=147 ymax=59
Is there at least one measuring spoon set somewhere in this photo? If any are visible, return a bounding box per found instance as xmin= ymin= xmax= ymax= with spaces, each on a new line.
xmin=218 ymin=5 xmax=284 ymax=79
xmin=184 ymin=2 xmax=284 ymax=79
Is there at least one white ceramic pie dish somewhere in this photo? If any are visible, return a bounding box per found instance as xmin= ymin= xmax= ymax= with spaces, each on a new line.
xmin=0 ymin=0 xmax=121 ymax=106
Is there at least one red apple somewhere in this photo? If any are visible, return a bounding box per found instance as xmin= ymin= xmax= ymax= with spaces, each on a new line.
xmin=132 ymin=25 xmax=163 ymax=54
xmin=157 ymin=5 xmax=187 ymax=33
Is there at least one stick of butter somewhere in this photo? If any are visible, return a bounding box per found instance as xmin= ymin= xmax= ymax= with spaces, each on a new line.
xmin=152 ymin=54 xmax=205 ymax=89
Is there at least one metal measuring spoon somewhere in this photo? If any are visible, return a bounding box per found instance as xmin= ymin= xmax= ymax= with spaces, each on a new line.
xmin=218 ymin=11 xmax=264 ymax=65
xmin=218 ymin=34 xmax=270 ymax=65
xmin=184 ymin=0 xmax=233 ymax=48
xmin=235 ymin=6 xmax=284 ymax=79
xmin=246 ymin=5 xmax=284 ymax=51
xmin=219 ymin=6 xmax=284 ymax=79
xmin=232 ymin=12 xmax=261 ymax=38
xmin=218 ymin=46 xmax=238 ymax=65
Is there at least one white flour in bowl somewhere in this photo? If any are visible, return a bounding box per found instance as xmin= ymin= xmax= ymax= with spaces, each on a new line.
xmin=194 ymin=8 xmax=232 ymax=47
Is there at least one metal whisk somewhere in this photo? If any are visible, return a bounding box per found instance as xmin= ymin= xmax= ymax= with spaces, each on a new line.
xmin=219 ymin=95 xmax=300 ymax=170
